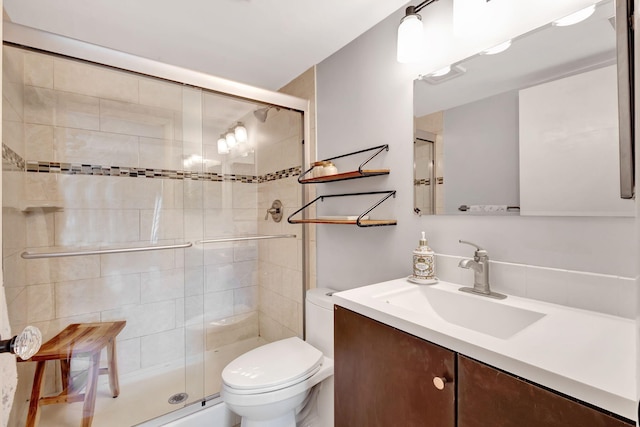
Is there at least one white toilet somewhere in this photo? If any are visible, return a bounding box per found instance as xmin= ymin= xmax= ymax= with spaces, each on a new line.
xmin=221 ymin=288 xmax=335 ymax=427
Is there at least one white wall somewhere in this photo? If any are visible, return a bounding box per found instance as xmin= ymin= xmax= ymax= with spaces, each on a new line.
xmin=315 ymin=2 xmax=636 ymax=293
xmin=443 ymin=90 xmax=519 ymax=213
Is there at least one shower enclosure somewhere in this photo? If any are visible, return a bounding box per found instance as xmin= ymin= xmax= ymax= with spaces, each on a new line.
xmin=2 ymin=24 xmax=309 ymax=427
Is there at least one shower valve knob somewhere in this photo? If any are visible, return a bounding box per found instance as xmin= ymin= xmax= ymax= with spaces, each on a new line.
xmin=265 ymin=200 xmax=283 ymax=222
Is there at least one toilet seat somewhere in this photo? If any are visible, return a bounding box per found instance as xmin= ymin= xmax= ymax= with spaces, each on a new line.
xmin=222 ymin=337 xmax=323 ymax=395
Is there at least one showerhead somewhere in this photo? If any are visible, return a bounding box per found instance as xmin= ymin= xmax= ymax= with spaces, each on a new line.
xmin=253 ymin=106 xmax=280 ymax=123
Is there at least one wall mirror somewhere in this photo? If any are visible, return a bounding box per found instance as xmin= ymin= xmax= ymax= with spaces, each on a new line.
xmin=413 ymin=0 xmax=635 ymax=217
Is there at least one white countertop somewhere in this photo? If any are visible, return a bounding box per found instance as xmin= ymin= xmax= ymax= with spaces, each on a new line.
xmin=333 ymin=278 xmax=637 ymax=421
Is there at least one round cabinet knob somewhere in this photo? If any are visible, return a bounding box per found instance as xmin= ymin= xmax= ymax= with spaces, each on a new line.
xmin=433 ymin=376 xmax=447 ymax=390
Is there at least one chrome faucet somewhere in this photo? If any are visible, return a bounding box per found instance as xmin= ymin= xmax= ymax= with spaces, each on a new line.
xmin=458 ymin=240 xmax=506 ymax=300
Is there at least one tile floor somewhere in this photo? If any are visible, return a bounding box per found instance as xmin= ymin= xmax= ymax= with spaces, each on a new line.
xmin=20 ymin=337 xmax=264 ymax=427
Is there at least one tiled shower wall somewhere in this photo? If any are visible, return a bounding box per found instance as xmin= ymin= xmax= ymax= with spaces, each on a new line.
xmin=256 ymin=66 xmax=316 ymax=341
xmin=2 ymin=45 xmax=307 ymax=424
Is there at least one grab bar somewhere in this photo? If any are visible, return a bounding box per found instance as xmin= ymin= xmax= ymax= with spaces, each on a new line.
xmin=197 ymin=234 xmax=296 ymax=244
xmin=21 ymin=242 xmax=193 ymax=259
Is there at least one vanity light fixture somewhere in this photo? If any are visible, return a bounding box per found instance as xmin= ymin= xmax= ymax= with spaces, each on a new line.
xmin=420 ymin=64 xmax=466 ymax=85
xmin=397 ymin=0 xmax=440 ymax=63
xmin=481 ymin=39 xmax=512 ymax=55
xmin=217 ymin=135 xmax=230 ymax=154
xmin=552 ymin=5 xmax=596 ymax=27
xmin=234 ymin=122 xmax=248 ymax=144
xmin=225 ymin=131 xmax=238 ymax=148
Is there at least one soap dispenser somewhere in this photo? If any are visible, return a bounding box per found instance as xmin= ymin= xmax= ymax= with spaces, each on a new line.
xmin=412 ymin=231 xmax=436 ymax=283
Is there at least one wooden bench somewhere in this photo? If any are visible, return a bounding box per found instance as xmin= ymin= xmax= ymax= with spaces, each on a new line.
xmin=22 ymin=321 xmax=126 ymax=427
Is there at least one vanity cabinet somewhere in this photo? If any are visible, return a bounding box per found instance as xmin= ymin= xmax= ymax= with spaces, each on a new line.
xmin=334 ymin=306 xmax=633 ymax=427
xmin=334 ymin=306 xmax=455 ymax=427
xmin=457 ymin=356 xmax=631 ymax=427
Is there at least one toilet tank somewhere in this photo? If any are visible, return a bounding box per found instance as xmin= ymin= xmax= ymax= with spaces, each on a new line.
xmin=305 ymin=288 xmax=335 ymax=358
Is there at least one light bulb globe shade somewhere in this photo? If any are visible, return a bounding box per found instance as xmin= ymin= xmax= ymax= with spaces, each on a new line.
xmin=218 ymin=137 xmax=229 ymax=154
xmin=553 ymin=5 xmax=595 ymax=27
xmin=431 ymin=65 xmax=452 ymax=77
xmin=234 ymin=123 xmax=248 ymax=143
xmin=397 ymin=13 xmax=425 ymax=64
xmin=225 ymin=132 xmax=237 ymax=148
xmin=482 ymin=39 xmax=512 ymax=55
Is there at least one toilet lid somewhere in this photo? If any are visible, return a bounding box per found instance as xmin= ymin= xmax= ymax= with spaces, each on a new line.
xmin=222 ymin=337 xmax=323 ymax=391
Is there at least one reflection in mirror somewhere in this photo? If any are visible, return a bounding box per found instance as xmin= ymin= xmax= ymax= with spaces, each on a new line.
xmin=413 ymin=0 xmax=634 ymax=217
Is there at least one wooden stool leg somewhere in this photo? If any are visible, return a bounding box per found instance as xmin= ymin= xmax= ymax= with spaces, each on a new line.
xmin=60 ymin=359 xmax=71 ymax=394
xmin=81 ymin=353 xmax=101 ymax=427
xmin=26 ymin=361 xmax=46 ymax=427
xmin=106 ymin=338 xmax=120 ymax=398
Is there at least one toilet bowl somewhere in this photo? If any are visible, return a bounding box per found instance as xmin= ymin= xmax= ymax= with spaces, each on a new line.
xmin=221 ymin=288 xmax=335 ymax=427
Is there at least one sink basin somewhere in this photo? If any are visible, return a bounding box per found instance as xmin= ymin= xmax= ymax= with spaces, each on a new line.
xmin=375 ymin=285 xmax=546 ymax=339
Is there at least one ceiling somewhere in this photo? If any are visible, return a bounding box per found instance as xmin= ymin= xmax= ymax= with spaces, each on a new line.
xmin=3 ymin=0 xmax=408 ymax=91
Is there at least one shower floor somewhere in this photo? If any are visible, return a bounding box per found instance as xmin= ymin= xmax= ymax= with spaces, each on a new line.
xmin=27 ymin=337 xmax=266 ymax=427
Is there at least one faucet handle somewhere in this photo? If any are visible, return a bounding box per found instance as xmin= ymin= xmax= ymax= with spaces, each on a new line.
xmin=459 ymin=240 xmax=488 ymax=257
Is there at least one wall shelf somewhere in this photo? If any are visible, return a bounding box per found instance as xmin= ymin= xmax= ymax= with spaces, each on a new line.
xmin=299 ymin=169 xmax=390 ymax=184
xmin=298 ymin=144 xmax=389 ymax=184
xmin=287 ymin=191 xmax=397 ymax=228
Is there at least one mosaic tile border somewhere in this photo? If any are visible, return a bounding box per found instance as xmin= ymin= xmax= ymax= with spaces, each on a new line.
xmin=414 ymin=177 xmax=444 ymax=186
xmin=2 ymin=144 xmax=25 ymax=171
xmin=3 ymin=144 xmax=301 ymax=183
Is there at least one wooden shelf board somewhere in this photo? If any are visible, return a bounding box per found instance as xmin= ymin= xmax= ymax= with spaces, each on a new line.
xmin=299 ymin=169 xmax=390 ymax=184
xmin=290 ymin=219 xmax=397 ymax=226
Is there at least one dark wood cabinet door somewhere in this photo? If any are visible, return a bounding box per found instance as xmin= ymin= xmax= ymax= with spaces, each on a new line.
xmin=458 ymin=355 xmax=633 ymax=427
xmin=334 ymin=306 xmax=455 ymax=427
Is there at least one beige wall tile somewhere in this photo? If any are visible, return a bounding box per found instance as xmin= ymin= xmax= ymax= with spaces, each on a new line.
xmin=55 ymin=91 xmax=100 ymax=130
xmin=54 ymin=127 xmax=138 ymax=165
xmin=27 ymin=284 xmax=54 ymax=322
xmin=139 ymin=78 xmax=183 ymax=111
xmin=26 ymin=255 xmax=101 ymax=286
xmin=4 ymin=118 xmax=25 ymax=158
xmin=23 ymin=86 xmax=55 ymax=125
xmin=24 ymin=52 xmax=54 ymax=89
xmin=116 ymin=338 xmax=142 ymax=375
xmin=205 ymin=260 xmax=257 ymax=293
xmin=203 ymin=290 xmax=234 ymax=321
xmin=100 ymin=99 xmax=179 ymax=140
xmin=25 ymin=212 xmax=55 ymax=248
xmin=101 ymin=246 xmax=177 ymax=276
xmin=25 ymin=124 xmax=54 ymax=160
xmin=55 ymin=274 xmax=140 ymax=318
xmin=140 ymin=328 xmax=185 ymax=368
xmin=101 ymin=300 xmax=177 ymax=341
xmin=3 ymin=46 xmax=24 ymax=122
xmin=54 ymin=58 xmax=139 ymax=103
xmin=139 ymin=137 xmax=184 ymax=170
xmin=234 ymin=286 xmax=258 ymax=315
xmin=184 ymin=294 xmax=204 ymax=326
xmin=141 ymin=268 xmax=185 ymax=304
xmin=140 ymin=208 xmax=185 ymax=241
xmin=7 ymin=287 xmax=28 ymax=326
xmin=231 ymin=182 xmax=257 ymax=209
xmin=54 ymin=209 xmax=140 ymax=246
xmin=206 ymin=312 xmax=258 ymax=350
xmin=202 ymin=245 xmax=234 ymax=266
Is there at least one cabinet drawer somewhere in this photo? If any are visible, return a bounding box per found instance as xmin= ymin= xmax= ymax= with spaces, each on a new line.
xmin=458 ymin=355 xmax=633 ymax=427
xmin=335 ymin=306 xmax=455 ymax=427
